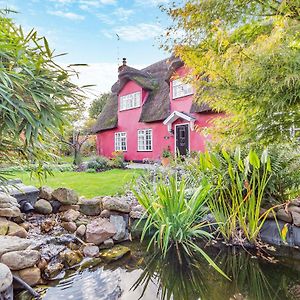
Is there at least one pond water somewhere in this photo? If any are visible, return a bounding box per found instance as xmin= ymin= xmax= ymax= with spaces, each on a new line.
xmin=19 ymin=243 xmax=300 ymax=300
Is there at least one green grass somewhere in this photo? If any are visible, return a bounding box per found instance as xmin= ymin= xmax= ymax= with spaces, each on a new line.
xmin=11 ymin=169 xmax=144 ymax=198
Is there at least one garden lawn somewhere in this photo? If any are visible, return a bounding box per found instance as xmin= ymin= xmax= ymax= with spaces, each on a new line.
xmin=11 ymin=169 xmax=144 ymax=198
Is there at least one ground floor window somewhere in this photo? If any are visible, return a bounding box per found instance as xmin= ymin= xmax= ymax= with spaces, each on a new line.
xmin=115 ymin=132 xmax=127 ymax=151
xmin=138 ymin=129 xmax=152 ymax=151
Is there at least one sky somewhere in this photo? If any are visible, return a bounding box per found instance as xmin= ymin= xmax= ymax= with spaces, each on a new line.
xmin=2 ymin=0 xmax=171 ymax=100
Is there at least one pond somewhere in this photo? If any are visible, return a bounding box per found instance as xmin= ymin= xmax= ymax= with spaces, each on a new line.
xmin=17 ymin=242 xmax=300 ymax=300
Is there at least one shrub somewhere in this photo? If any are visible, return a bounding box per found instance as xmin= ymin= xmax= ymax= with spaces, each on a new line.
xmin=134 ymin=175 xmax=228 ymax=278
xmin=86 ymin=168 xmax=97 ymax=173
xmin=87 ymin=156 xmax=110 ymax=172
xmin=110 ymin=151 xmax=125 ymax=169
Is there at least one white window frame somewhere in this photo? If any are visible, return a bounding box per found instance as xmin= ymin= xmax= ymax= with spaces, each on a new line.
xmin=120 ymin=92 xmax=141 ymax=111
xmin=114 ymin=132 xmax=127 ymax=151
xmin=172 ymin=79 xmax=193 ymax=99
xmin=137 ymin=129 xmax=153 ymax=152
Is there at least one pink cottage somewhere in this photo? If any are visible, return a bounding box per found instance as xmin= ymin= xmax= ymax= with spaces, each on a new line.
xmin=92 ymin=57 xmax=222 ymax=162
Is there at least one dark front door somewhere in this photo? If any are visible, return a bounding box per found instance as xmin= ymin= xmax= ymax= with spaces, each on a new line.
xmin=175 ymin=124 xmax=189 ymax=156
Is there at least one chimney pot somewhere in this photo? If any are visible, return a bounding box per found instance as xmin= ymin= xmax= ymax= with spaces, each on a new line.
xmin=122 ymin=58 xmax=127 ymax=66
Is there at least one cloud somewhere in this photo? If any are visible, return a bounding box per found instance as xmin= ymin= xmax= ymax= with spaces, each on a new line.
xmin=48 ymin=10 xmax=85 ymax=20
xmin=103 ymin=23 xmax=162 ymax=42
xmin=135 ymin=0 xmax=169 ymax=6
xmin=113 ymin=7 xmax=134 ymax=21
xmin=96 ymin=13 xmax=115 ymax=25
xmin=67 ymin=62 xmax=145 ymax=104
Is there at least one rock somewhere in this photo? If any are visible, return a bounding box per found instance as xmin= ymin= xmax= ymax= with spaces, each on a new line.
xmin=102 ymin=196 xmax=130 ymax=213
xmin=99 ymin=245 xmax=130 ymax=262
xmin=44 ymin=262 xmax=64 ymax=280
xmin=59 ymin=205 xmax=80 ymax=212
xmin=130 ymin=219 xmax=146 ymax=239
xmin=37 ymin=258 xmax=47 ymax=270
xmin=288 ymin=206 xmax=300 ymax=214
xmin=34 ymin=199 xmax=53 ymax=215
xmin=52 ymin=188 xmax=79 ymax=205
xmin=259 ymin=208 xmax=275 ymax=219
xmin=100 ymin=238 xmax=114 ymax=249
xmin=49 ymin=200 xmax=61 ymax=213
xmin=39 ymin=186 xmax=53 ymax=201
xmin=7 ymin=221 xmax=28 ymax=238
xmin=19 ymin=222 xmax=31 ymax=231
xmin=110 ymin=215 xmax=126 ymax=241
xmin=0 ymin=263 xmax=12 ymax=293
xmin=100 ymin=209 xmax=111 ymax=218
xmin=79 ymin=197 xmax=102 ymax=216
xmin=75 ymin=224 xmax=86 ymax=237
xmin=62 ymin=221 xmax=77 ymax=233
xmin=0 ymin=218 xmax=8 ymax=235
xmin=62 ymin=209 xmax=80 ymax=222
xmin=292 ymin=211 xmax=300 ymax=227
xmin=130 ymin=205 xmax=147 ymax=219
xmin=290 ymin=198 xmax=300 ymax=207
xmin=86 ymin=218 xmax=116 ymax=245
xmin=0 ymin=193 xmax=21 ymax=218
xmin=1 ymin=250 xmax=40 ymax=270
xmin=41 ymin=219 xmax=56 ymax=233
xmin=277 ymin=209 xmax=292 ymax=223
xmin=63 ymin=250 xmax=83 ymax=267
xmin=83 ymin=245 xmax=99 ymax=257
xmin=0 ymin=236 xmax=32 ymax=256
xmin=14 ymin=267 xmax=41 ymax=286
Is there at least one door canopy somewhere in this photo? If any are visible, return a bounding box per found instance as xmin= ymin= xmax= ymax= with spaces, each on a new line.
xmin=163 ymin=111 xmax=195 ymax=133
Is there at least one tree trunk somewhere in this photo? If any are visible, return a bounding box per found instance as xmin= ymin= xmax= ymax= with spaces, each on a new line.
xmin=73 ymin=145 xmax=82 ymax=166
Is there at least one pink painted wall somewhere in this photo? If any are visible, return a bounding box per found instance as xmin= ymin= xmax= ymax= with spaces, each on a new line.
xmin=96 ymin=66 xmax=224 ymax=161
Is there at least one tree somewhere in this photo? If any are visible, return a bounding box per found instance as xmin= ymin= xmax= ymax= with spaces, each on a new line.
xmin=0 ymin=11 xmax=83 ymax=178
xmin=88 ymin=92 xmax=110 ymax=119
xmin=162 ymin=1 xmax=300 ymax=146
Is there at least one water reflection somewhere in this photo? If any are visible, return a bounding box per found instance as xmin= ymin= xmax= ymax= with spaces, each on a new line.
xmin=21 ymin=243 xmax=300 ymax=300
xmin=132 ymin=246 xmax=300 ymax=300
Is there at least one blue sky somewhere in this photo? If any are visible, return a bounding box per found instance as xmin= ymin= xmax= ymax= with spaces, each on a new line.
xmin=2 ymin=0 xmax=171 ymax=96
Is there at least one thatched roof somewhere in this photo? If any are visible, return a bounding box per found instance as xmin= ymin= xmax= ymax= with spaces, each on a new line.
xmin=92 ymin=93 xmax=118 ymax=133
xmin=92 ymin=57 xmax=212 ymax=133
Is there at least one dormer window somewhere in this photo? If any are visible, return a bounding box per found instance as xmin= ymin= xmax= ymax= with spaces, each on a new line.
xmin=172 ymin=79 xmax=193 ymax=99
xmin=120 ymin=92 xmax=141 ymax=111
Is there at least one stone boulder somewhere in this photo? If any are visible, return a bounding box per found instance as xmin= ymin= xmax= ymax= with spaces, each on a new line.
xmin=52 ymin=188 xmax=79 ymax=205
xmin=0 ymin=263 xmax=12 ymax=293
xmin=292 ymin=211 xmax=300 ymax=227
xmin=0 ymin=250 xmax=40 ymax=270
xmin=75 ymin=224 xmax=86 ymax=237
xmin=14 ymin=266 xmax=41 ymax=286
xmin=130 ymin=205 xmax=147 ymax=219
xmin=62 ymin=221 xmax=77 ymax=233
xmin=0 ymin=192 xmax=21 ymax=218
xmin=83 ymin=245 xmax=99 ymax=257
xmin=0 ymin=236 xmax=32 ymax=256
xmin=62 ymin=250 xmax=83 ymax=267
xmin=79 ymin=197 xmax=102 ymax=216
xmin=62 ymin=209 xmax=80 ymax=222
xmin=277 ymin=209 xmax=292 ymax=223
xmin=34 ymin=199 xmax=53 ymax=215
xmin=102 ymin=196 xmax=130 ymax=213
xmin=39 ymin=186 xmax=53 ymax=201
xmin=99 ymin=245 xmax=130 ymax=262
xmin=110 ymin=215 xmax=126 ymax=241
xmin=86 ymin=218 xmax=116 ymax=245
xmin=6 ymin=221 xmax=28 ymax=238
xmin=0 ymin=218 xmax=8 ymax=235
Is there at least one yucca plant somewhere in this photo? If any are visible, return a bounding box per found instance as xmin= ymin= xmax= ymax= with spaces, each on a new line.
xmin=134 ymin=175 xmax=228 ymax=278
